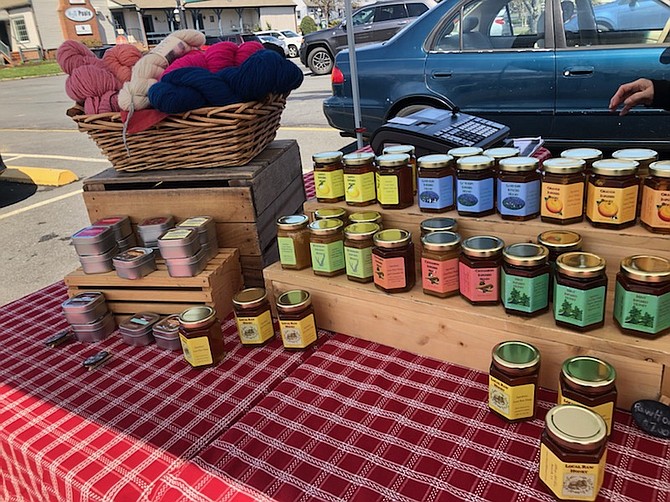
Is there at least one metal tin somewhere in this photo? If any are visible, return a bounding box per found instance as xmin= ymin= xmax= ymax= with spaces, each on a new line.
xmin=138 ymin=216 xmax=175 ymax=246
xmin=152 ymin=314 xmax=181 ymax=350
xmin=93 ymin=215 xmax=133 ymax=241
xmin=177 ymin=216 xmax=218 ymax=249
xmin=119 ymin=312 xmax=160 ymax=346
xmin=71 ymin=310 xmax=116 ymax=343
xmin=420 ymin=217 xmax=457 ymax=235
xmin=157 ymin=227 xmax=201 ymax=259
xmin=72 ymin=225 xmax=116 ymax=256
xmin=78 ymin=244 xmax=119 ymax=274
xmin=62 ymin=291 xmax=108 ymax=325
xmin=113 ymin=247 xmax=156 ymax=280
xmin=165 ymin=246 xmax=208 ymax=277
xmin=117 ymin=233 xmax=137 ymax=252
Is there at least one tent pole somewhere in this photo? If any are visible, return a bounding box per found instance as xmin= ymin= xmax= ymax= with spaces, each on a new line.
xmin=344 ymin=0 xmax=364 ymax=149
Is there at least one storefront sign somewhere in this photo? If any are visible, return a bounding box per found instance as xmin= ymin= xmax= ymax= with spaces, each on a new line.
xmin=65 ymin=7 xmax=94 ymax=22
xmin=74 ymin=24 xmax=93 ymax=35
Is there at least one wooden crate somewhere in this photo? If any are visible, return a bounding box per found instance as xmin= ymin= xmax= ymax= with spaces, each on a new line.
xmin=65 ymin=249 xmax=243 ymax=319
xmin=82 ymin=140 xmax=305 ymax=287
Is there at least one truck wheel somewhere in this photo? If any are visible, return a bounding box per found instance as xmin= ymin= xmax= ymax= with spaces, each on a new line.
xmin=308 ymin=48 xmax=333 ymax=75
xmin=287 ymin=45 xmax=298 ymax=58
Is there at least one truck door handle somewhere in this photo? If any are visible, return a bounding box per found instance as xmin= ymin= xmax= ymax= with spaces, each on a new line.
xmin=563 ymin=66 xmax=594 ymax=76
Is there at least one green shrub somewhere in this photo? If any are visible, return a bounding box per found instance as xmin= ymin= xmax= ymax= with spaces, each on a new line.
xmin=300 ymin=16 xmax=318 ymax=35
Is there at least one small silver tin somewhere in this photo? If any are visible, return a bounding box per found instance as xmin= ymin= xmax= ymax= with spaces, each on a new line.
xmin=138 ymin=216 xmax=175 ymax=246
xmin=62 ymin=291 xmax=108 ymax=325
xmin=177 ymin=216 xmax=217 ymax=247
xmin=93 ymin=215 xmax=133 ymax=241
xmin=72 ymin=225 xmax=116 ymax=256
xmin=152 ymin=314 xmax=181 ymax=350
xmin=78 ymin=245 xmax=119 ymax=274
xmin=71 ymin=311 xmax=116 ymax=343
xmin=117 ymin=232 xmax=137 ymax=252
xmin=165 ymin=246 xmax=208 ymax=277
xmin=113 ymin=247 xmax=156 ymax=279
xmin=119 ymin=312 xmax=160 ymax=346
xmin=157 ymin=227 xmax=201 ymax=259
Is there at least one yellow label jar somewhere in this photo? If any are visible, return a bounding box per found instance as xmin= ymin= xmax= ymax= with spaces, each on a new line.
xmin=349 ymin=210 xmax=382 ymax=227
xmin=539 ymin=405 xmax=608 ymax=501
xmin=309 ymin=218 xmax=345 ymax=277
xmin=560 ymin=148 xmax=603 ymax=172
xmin=313 ymin=151 xmax=345 ymax=203
xmin=276 ymin=214 xmax=311 ymax=270
xmin=276 ymin=289 xmax=318 ymax=350
xmin=343 ymin=152 xmax=377 ymax=206
xmin=372 ymin=229 xmax=415 ymax=293
xmin=383 ymin=144 xmax=417 ymax=194
xmin=421 ymin=231 xmax=461 ymax=298
xmin=417 ymin=154 xmax=455 ymax=213
xmin=489 ymin=340 xmax=540 ymax=422
xmin=178 ymin=306 xmax=225 ymax=368
xmin=343 ymin=222 xmax=380 ymax=284
xmin=612 ymin=147 xmax=657 ymax=178
xmin=585 ymin=159 xmax=639 ymax=229
xmin=232 ymin=287 xmax=275 ymax=346
xmin=640 ymin=160 xmax=670 ymax=233
xmin=501 ymin=243 xmax=550 ymax=317
xmin=541 ymin=157 xmax=586 ymax=225
xmin=376 ymin=153 xmax=414 ymax=209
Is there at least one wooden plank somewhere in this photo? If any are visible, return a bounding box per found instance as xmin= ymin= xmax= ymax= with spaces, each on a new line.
xmin=106 ymin=301 xmax=213 ymax=316
xmin=67 ymin=287 xmax=214 ymax=303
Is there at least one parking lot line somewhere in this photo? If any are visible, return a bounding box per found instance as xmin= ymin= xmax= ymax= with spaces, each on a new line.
xmin=0 ymin=189 xmax=83 ymax=221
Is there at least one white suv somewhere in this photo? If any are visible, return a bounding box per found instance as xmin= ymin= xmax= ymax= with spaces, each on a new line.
xmin=255 ymin=30 xmax=303 ymax=58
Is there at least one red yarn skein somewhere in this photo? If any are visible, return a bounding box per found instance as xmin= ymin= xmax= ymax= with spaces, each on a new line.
xmin=103 ymin=45 xmax=143 ymax=83
xmin=204 ymin=42 xmax=237 ymax=72
xmin=162 ymin=50 xmax=208 ymax=77
xmin=234 ymin=42 xmax=264 ymax=66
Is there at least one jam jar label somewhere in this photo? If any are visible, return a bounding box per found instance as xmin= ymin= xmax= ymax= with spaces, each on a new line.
xmin=542 ymin=181 xmax=585 ymax=220
xmin=540 ymin=444 xmax=606 ymax=501
xmin=376 ymin=173 xmax=400 ymax=205
xmin=345 ymin=246 xmax=373 ymax=279
xmin=554 ymin=285 xmax=606 ymax=328
xmin=489 ymin=375 xmax=535 ymax=420
xmin=345 ymin=172 xmax=376 ymax=204
xmin=456 ymin=178 xmax=494 ymax=213
xmin=614 ymin=283 xmax=670 ymax=335
xmin=501 ymin=271 xmax=549 ymax=313
xmin=418 ymin=175 xmax=454 ymax=210
xmin=640 ymin=186 xmax=670 ymax=229
xmin=277 ymin=236 xmax=298 ymax=266
xmin=558 ymin=388 xmax=615 ymax=436
xmin=459 ymin=264 xmax=499 ymax=302
xmin=310 ymin=241 xmax=345 ymax=274
xmin=179 ymin=334 xmax=213 ymax=367
xmin=236 ymin=311 xmax=274 ymax=345
xmin=314 ymin=170 xmax=345 ymax=199
xmin=586 ymin=184 xmax=638 ymax=224
xmin=496 ymin=179 xmax=541 ymax=217
xmin=279 ymin=314 xmax=317 ymax=349
xmin=372 ymin=255 xmax=407 ymax=290
xmin=422 ymin=256 xmax=459 ymax=294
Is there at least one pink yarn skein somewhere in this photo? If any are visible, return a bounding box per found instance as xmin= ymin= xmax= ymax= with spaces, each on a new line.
xmin=203 ymin=42 xmax=237 ymax=72
xmin=234 ymin=41 xmax=264 ymax=66
xmin=103 ymin=45 xmax=143 ymax=83
xmin=66 ymin=65 xmax=121 ymax=114
xmin=56 ymin=40 xmax=107 ymax=75
xmin=162 ymin=50 xmax=208 ymax=77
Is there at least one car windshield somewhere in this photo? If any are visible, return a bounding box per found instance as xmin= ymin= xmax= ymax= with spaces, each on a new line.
xmin=282 ymin=30 xmax=300 ymax=37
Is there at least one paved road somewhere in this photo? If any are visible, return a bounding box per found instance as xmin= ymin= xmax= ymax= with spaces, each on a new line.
xmin=0 ymin=70 xmax=352 ymax=306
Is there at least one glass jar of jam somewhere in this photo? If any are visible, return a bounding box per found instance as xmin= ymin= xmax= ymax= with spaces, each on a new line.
xmin=554 ymin=252 xmax=607 ymax=332
xmin=276 ymin=289 xmax=318 ymax=350
xmin=497 ymin=156 xmax=541 ymax=221
xmin=614 ymin=255 xmax=670 ymax=338
xmin=313 ymin=151 xmax=345 ymax=203
xmin=343 ymin=152 xmax=377 ymax=206
xmin=309 ymin=218 xmax=345 ymax=277
xmin=276 ymin=214 xmax=311 ymax=270
xmin=489 ymin=340 xmax=540 ymax=422
xmin=537 ymin=229 xmax=583 ymax=302
xmin=314 ymin=207 xmax=348 ymax=224
xmin=232 ymin=287 xmax=275 ymax=346
xmin=585 ymin=159 xmax=640 ymax=229
xmin=448 ymin=146 xmax=483 ymax=160
xmin=372 ymin=229 xmax=415 ymax=293
xmin=376 ymin=153 xmax=414 ymax=209
xmin=640 ymin=160 xmax=670 ymax=234
xmin=383 ymin=144 xmax=418 ymax=194
xmin=417 ymin=154 xmax=455 ymax=213
xmin=349 ymin=210 xmax=383 ymax=227
xmin=539 ymin=404 xmax=608 ymax=502
xmin=612 ymin=147 xmax=657 ymax=179
xmin=482 ymin=146 xmax=519 ymax=171
xmin=420 ymin=217 xmax=457 ymax=236
xmin=459 ymin=235 xmax=504 ymax=306
xmin=343 ymin=222 xmax=380 ymax=284
xmin=421 ymin=231 xmax=461 ymax=298
xmin=541 ymin=157 xmax=586 ymax=225
xmin=558 ymin=356 xmax=617 ymax=436
xmin=456 ymin=155 xmax=495 ymax=217
xmin=178 ymin=305 xmax=225 ymax=368
xmin=560 ymin=147 xmax=603 ymax=172
xmin=502 ymin=243 xmax=550 ymax=317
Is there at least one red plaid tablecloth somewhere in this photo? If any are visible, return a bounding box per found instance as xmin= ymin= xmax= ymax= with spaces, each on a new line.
xmin=0 ymin=282 xmax=319 ymax=502
xmin=150 ymin=334 xmax=670 ymax=502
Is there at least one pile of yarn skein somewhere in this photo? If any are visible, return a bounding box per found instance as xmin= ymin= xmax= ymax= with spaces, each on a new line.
xmin=57 ymin=29 xmax=304 ymax=116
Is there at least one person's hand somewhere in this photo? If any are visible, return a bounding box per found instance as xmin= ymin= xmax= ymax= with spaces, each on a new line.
xmin=609 ymin=78 xmax=654 ymax=116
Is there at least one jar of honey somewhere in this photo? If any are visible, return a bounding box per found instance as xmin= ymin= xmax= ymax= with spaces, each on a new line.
xmin=537 ymin=229 xmax=583 ymax=302
xmin=313 ymin=151 xmax=345 ymax=203
xmin=349 ymin=210 xmax=383 ymax=227
xmin=376 ymin=153 xmax=414 ymax=209
xmin=459 ymin=235 xmax=504 ymax=305
xmin=309 ymin=219 xmax=345 ymax=277
xmin=232 ymin=287 xmax=275 ymax=346
xmin=560 ymin=147 xmax=603 ymax=172
xmin=417 ymin=154 xmax=455 ymax=213
xmin=585 ymin=159 xmax=639 ymax=229
xmin=344 ymin=222 xmax=380 ymax=283
xmin=372 ymin=229 xmax=415 ymax=293
xmin=456 ymin=155 xmax=495 ymax=217
xmin=420 ymin=217 xmax=457 ymax=236
xmin=540 ymin=157 xmax=586 ymax=225
xmin=640 ymin=160 xmax=670 ymax=234
xmin=482 ymin=146 xmax=519 ymax=171
xmin=496 ymin=156 xmax=541 ymax=221
xmin=343 ymin=152 xmax=377 ymax=206
xmin=448 ymin=146 xmax=483 ymax=160
xmin=276 ymin=289 xmax=318 ymax=350
xmin=501 ymin=243 xmax=550 ymax=317
xmin=383 ymin=144 xmax=417 ymax=194
xmin=612 ymin=147 xmax=657 ymax=178
xmin=178 ymin=306 xmax=225 ymax=368
xmin=277 ymin=214 xmax=311 ymax=270
xmin=421 ymin=231 xmax=461 ymax=298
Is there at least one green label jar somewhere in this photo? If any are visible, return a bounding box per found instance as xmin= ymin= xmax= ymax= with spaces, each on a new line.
xmin=309 ymin=218 xmax=345 ymax=277
xmin=277 ymin=214 xmax=311 ymax=270
xmin=501 ymin=243 xmax=550 ymax=317
xmin=343 ymin=222 xmax=380 ymax=283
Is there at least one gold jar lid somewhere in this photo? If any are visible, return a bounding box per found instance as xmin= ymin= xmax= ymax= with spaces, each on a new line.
xmin=373 ymin=229 xmax=411 ymax=248
xmin=591 ymin=158 xmax=639 ymax=176
xmin=421 ymin=231 xmax=461 ymax=252
xmin=232 ymin=287 xmax=268 ymax=309
xmin=562 ymin=356 xmax=616 ymax=389
xmin=649 ymin=160 xmax=670 ymax=178
xmin=448 ymin=146 xmax=483 ymax=158
xmin=313 ymin=151 xmax=343 ymax=163
xmin=376 ymin=153 xmax=410 ymax=167
xmin=343 ymin=152 xmax=375 ymax=165
xmin=542 ymin=157 xmax=585 ymax=174
xmin=314 ymin=207 xmax=347 ymax=220
xmin=545 ymin=404 xmax=607 ymax=451
xmin=276 ymin=289 xmax=311 ymax=313
xmin=349 ymin=211 xmax=382 ymax=225
xmin=498 ymin=156 xmax=539 ymax=172
xmin=179 ymin=305 xmax=216 ymax=329
xmin=417 ymin=154 xmax=453 ymax=169
xmin=456 ymin=155 xmax=495 ymax=171
xmin=612 ymin=148 xmax=658 ymax=162
xmin=309 ymin=218 xmax=344 ymax=235
xmin=482 ymin=147 xmax=519 ymax=159
xmin=620 ymin=255 xmax=670 ymax=283
xmin=383 ymin=144 xmax=415 ymax=156
xmin=344 ymin=222 xmax=380 ymax=240
xmin=537 ymin=230 xmax=582 ymax=252
xmin=492 ymin=340 xmax=540 ymax=370
xmin=503 ymin=243 xmax=549 ymax=266
xmin=277 ymin=214 xmax=309 ymax=230
xmin=561 ymin=148 xmax=603 ymax=162
xmin=420 ymin=217 xmax=457 ymax=233
xmin=556 ymin=252 xmax=606 ymax=278
xmin=461 ymin=235 xmax=504 ymax=258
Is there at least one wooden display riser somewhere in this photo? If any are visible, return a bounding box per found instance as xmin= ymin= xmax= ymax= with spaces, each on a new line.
xmin=64 ymin=249 xmax=243 ymax=319
xmin=264 ymin=262 xmax=670 ymax=410
xmin=82 ymin=140 xmax=305 ymax=287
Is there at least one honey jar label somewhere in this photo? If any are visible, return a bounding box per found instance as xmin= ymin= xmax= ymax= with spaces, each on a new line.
xmin=458 ymin=264 xmax=499 ymax=302
xmin=372 ymin=255 xmax=407 ymax=290
xmin=345 ymin=246 xmax=373 ymax=279
xmin=542 ymin=182 xmax=585 ymax=220
xmin=179 ymin=334 xmax=213 ymax=367
xmin=236 ymin=311 xmax=274 ymax=345
xmin=488 ymin=375 xmax=535 ymax=420
xmin=539 ymin=443 xmax=606 ymax=501
xmin=585 ymin=184 xmax=638 ymax=224
xmin=376 ymin=173 xmax=400 ymax=205
xmin=418 ymin=176 xmax=454 ymax=210
xmin=614 ymin=283 xmax=670 ymax=335
xmin=310 ymin=241 xmax=345 ymax=274
xmin=345 ymin=172 xmax=376 ymax=203
xmin=558 ymin=388 xmax=614 ymax=435
xmin=640 ymin=186 xmax=670 ymax=229
xmin=278 ymin=236 xmax=298 ymax=266
xmin=501 ymin=272 xmax=549 ymax=313
xmin=314 ymin=170 xmax=345 ymax=199
xmin=279 ymin=314 xmax=317 ymax=349
xmin=422 ymin=257 xmax=459 ymax=294
xmin=553 ymin=285 xmax=606 ymax=328
xmin=496 ymin=180 xmax=541 ymax=217
xmin=456 ymin=178 xmax=494 ymax=213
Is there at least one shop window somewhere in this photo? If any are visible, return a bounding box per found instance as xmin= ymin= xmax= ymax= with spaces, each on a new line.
xmin=13 ymin=17 xmax=29 ymax=43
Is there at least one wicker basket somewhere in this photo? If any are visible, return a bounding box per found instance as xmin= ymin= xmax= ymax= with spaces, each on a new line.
xmin=70 ymin=93 xmax=287 ymax=172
